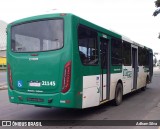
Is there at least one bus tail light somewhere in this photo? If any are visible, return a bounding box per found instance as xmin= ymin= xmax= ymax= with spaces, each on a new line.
xmin=62 ymin=61 xmax=71 ymax=93
xmin=8 ymin=64 xmax=13 ymax=90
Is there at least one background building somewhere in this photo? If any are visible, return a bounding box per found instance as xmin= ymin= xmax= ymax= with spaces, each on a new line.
xmin=0 ymin=20 xmax=7 ymax=70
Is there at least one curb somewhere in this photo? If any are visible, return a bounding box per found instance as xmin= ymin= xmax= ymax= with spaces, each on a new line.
xmin=0 ymin=83 xmax=7 ymax=90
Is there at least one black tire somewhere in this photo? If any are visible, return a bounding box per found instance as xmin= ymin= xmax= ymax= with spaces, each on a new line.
xmin=141 ymin=86 xmax=146 ymax=91
xmin=114 ymin=83 xmax=123 ymax=106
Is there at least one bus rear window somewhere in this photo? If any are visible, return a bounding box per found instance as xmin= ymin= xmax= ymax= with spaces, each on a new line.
xmin=11 ymin=19 xmax=63 ymax=52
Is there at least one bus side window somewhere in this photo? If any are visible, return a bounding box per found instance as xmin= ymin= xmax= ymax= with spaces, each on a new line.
xmin=111 ymin=38 xmax=122 ymax=66
xmin=122 ymin=41 xmax=131 ymax=66
xmin=78 ymin=25 xmax=98 ymax=65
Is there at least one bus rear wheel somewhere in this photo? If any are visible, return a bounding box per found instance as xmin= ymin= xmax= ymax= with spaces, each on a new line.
xmin=141 ymin=85 xmax=146 ymax=91
xmin=114 ymin=83 xmax=123 ymax=106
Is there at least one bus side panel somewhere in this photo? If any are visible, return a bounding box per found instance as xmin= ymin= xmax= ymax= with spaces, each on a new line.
xmin=82 ymin=75 xmax=100 ymax=108
xmin=109 ymin=65 xmax=122 ymax=100
xmin=137 ymin=66 xmax=147 ymax=89
xmin=110 ymin=73 xmax=122 ymax=100
xmin=122 ymin=66 xmax=132 ymax=95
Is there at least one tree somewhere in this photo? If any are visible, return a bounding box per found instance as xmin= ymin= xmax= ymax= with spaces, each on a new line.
xmin=153 ymin=55 xmax=157 ymax=66
xmin=153 ymin=0 xmax=160 ymax=16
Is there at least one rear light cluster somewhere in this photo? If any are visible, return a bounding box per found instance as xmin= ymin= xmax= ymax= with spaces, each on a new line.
xmin=8 ymin=64 xmax=13 ymax=90
xmin=62 ymin=61 xmax=71 ymax=93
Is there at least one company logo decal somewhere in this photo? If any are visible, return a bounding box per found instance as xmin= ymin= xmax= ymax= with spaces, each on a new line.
xmin=123 ymin=69 xmax=132 ymax=78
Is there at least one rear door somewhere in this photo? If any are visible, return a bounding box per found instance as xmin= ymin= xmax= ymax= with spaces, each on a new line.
xmin=100 ymin=35 xmax=111 ymax=102
xmin=131 ymin=46 xmax=138 ymax=90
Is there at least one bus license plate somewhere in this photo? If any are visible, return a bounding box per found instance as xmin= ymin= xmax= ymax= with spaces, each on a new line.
xmin=29 ymin=82 xmax=41 ymax=87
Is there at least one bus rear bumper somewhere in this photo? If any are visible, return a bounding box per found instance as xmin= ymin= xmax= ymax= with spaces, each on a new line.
xmin=8 ymin=89 xmax=75 ymax=108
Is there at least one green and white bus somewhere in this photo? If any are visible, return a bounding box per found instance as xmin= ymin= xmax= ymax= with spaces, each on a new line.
xmin=7 ymin=13 xmax=153 ymax=109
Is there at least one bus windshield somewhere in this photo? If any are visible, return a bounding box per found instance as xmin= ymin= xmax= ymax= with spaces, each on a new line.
xmin=11 ymin=19 xmax=63 ymax=52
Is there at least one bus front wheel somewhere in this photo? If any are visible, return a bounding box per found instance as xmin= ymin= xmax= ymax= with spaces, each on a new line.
xmin=114 ymin=83 xmax=123 ymax=106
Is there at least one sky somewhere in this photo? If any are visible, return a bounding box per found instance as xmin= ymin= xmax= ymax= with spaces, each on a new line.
xmin=0 ymin=0 xmax=160 ymax=53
